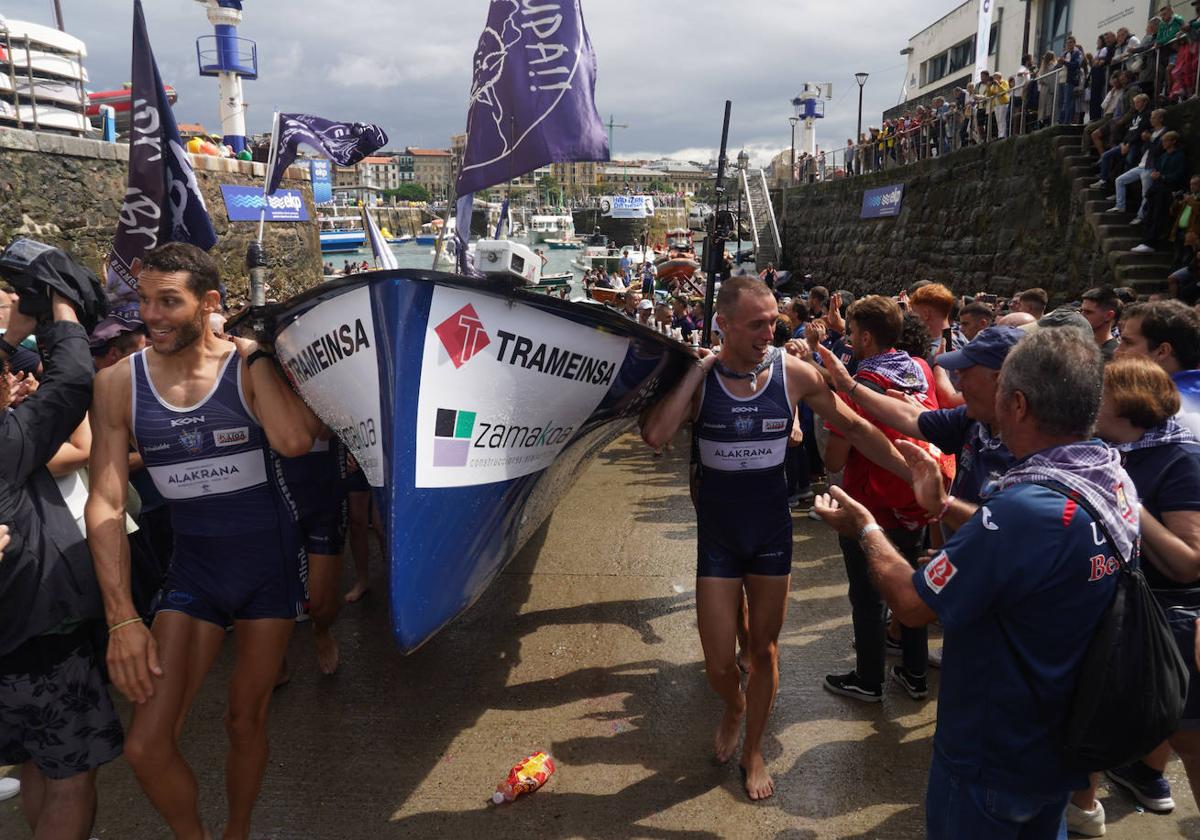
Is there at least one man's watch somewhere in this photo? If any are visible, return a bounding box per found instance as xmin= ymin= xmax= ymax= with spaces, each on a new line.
xmin=858 ymin=523 xmax=883 ymax=542
xmin=0 ymin=337 xmax=18 ymax=357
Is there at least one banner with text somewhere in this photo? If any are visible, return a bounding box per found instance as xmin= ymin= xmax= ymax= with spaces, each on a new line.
xmin=860 ymin=184 xmax=904 ymax=219
xmin=415 ymin=286 xmax=630 ymax=487
xmin=309 ymin=159 xmax=333 ymax=204
xmin=600 ymin=195 xmax=655 ymax=218
xmin=221 ymin=185 xmax=309 ymax=222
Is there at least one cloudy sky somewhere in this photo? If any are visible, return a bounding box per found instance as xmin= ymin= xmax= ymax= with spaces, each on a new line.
xmin=7 ymin=0 xmax=954 ymax=165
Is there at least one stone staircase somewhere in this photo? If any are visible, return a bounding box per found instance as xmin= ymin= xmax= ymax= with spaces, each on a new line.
xmin=1050 ymin=130 xmax=1174 ymax=296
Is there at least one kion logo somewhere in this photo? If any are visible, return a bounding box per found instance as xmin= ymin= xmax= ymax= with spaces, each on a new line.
xmin=435 ymin=303 xmax=490 ymax=369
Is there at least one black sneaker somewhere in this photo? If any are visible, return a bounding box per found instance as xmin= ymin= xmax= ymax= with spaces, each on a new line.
xmin=1106 ymin=761 xmax=1175 ymax=812
xmin=890 ymin=665 xmax=928 ymax=700
xmin=823 ymin=671 xmax=883 ymax=703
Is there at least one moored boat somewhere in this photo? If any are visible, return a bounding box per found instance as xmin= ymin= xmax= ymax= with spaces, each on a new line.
xmin=319 ymin=230 xmax=365 ymax=253
xmin=264 ymin=269 xmax=692 ymax=651
xmin=528 ymin=214 xmax=575 ymax=245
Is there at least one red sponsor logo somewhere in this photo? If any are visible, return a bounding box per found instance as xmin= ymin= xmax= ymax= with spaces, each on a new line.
xmin=1088 ymin=553 xmax=1120 ymax=582
xmin=434 ymin=303 xmax=490 ymax=369
xmin=924 ymin=551 xmax=957 ymax=594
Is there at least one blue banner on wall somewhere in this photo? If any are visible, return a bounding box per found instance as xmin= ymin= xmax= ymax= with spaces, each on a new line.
xmin=860 ymin=184 xmax=904 ymax=219
xmin=309 ymin=159 xmax=333 ymax=205
xmin=221 ymin=185 xmax=310 ymax=222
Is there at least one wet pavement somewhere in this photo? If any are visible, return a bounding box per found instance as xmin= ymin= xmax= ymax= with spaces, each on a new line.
xmin=3 ymin=431 xmax=1198 ymax=838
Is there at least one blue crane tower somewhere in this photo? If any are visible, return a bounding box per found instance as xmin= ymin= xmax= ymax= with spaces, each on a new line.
xmin=193 ymin=0 xmax=257 ymax=153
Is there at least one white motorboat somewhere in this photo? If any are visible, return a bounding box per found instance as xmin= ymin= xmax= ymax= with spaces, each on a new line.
xmin=529 ymin=214 xmax=575 ymax=245
xmin=570 ymin=244 xmax=657 ymax=274
xmin=0 ymin=43 xmax=88 ymax=82
xmin=0 ymin=73 xmax=84 ymax=107
xmin=0 ymin=16 xmax=87 ymax=58
xmin=0 ymin=99 xmax=89 ymax=132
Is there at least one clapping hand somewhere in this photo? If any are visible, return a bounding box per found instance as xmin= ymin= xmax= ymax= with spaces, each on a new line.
xmin=895 ymin=440 xmax=947 ymax=516
xmin=805 ymin=320 xmax=827 ymax=349
xmin=813 ymin=486 xmax=875 ymax=537
xmin=824 ymin=293 xmax=846 ymax=334
xmin=6 ymin=370 xmax=38 ymax=407
xmin=784 ymin=339 xmax=812 ymax=363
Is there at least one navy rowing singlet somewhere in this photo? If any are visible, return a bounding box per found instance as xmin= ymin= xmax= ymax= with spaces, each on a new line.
xmin=694 ymin=350 xmax=793 ymax=512
xmin=131 ymin=349 xmax=293 ymax=536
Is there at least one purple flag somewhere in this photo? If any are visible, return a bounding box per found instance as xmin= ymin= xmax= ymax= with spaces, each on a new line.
xmin=267 ymin=113 xmax=387 ymax=195
xmin=456 ymin=0 xmax=608 ymax=196
xmin=107 ymin=0 xmax=216 ymax=297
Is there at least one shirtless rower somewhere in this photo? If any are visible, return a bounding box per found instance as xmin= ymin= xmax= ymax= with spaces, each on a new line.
xmin=85 ymin=243 xmax=319 ymax=840
xmin=642 ymin=275 xmax=908 ymax=800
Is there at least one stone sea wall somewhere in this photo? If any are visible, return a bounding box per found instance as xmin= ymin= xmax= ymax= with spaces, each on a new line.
xmin=0 ymin=127 xmax=322 ymax=303
xmin=573 ymin=207 xmax=689 ymax=247
xmin=777 ymin=127 xmax=1106 ymax=303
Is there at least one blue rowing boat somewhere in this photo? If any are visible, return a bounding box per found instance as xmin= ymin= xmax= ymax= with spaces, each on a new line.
xmin=267 ymin=269 xmax=691 ymax=652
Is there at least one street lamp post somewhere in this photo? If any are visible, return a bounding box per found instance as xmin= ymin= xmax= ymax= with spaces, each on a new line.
xmin=789 ymin=116 xmax=799 ymax=185
xmin=855 ymin=72 xmax=869 ymax=174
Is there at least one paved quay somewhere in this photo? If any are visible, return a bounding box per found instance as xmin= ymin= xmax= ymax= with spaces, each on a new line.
xmin=3 ymin=431 xmax=1197 ymax=839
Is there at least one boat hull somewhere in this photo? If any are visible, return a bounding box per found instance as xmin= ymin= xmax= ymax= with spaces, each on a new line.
xmin=319 ymin=231 xmax=365 ymax=253
xmin=267 ymin=270 xmax=692 ymax=652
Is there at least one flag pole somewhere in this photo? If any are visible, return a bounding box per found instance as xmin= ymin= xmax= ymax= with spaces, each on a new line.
xmin=257 ymin=110 xmax=280 ymax=244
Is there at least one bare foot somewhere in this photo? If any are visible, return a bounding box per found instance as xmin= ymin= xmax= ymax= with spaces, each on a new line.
xmin=714 ymin=693 xmax=745 ymax=764
xmin=344 ymin=581 xmax=371 ymax=603
xmin=740 ymin=752 xmax=774 ymax=801
xmin=315 ymin=629 xmax=340 ymax=675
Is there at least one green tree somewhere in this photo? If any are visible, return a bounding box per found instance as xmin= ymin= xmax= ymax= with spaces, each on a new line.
xmin=647 ymin=179 xmax=670 ymax=193
xmin=383 ymin=183 xmax=430 ymax=202
xmin=536 ymin=174 xmax=561 ymax=195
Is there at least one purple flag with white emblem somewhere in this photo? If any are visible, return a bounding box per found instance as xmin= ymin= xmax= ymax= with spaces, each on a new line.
xmin=267 ymin=113 xmax=388 ymax=195
xmin=107 ymin=0 xmax=216 ymax=300
xmin=455 ymin=0 xmax=608 ymax=197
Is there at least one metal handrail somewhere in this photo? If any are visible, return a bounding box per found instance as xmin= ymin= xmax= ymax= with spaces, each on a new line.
xmin=758 ymin=167 xmax=782 ymax=256
xmin=739 ymin=167 xmax=761 ymax=251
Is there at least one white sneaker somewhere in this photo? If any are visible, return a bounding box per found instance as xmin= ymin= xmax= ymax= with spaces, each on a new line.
xmin=1090 ymin=179 xmax=1105 ymax=189
xmin=0 ymin=776 xmax=18 ymax=802
xmin=1106 ymin=205 xmax=1123 ymax=214
xmin=1131 ymin=244 xmax=1155 ymax=254
xmin=1066 ymin=800 xmax=1105 ymax=837
xmin=1130 ymin=216 xmax=1143 ymax=225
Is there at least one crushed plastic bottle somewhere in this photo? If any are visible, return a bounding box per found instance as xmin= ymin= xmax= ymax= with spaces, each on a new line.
xmin=492 ymin=750 xmax=556 ymax=804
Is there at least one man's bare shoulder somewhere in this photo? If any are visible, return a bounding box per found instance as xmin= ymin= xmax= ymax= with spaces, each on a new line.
xmin=94 ymin=356 xmax=132 ymax=392
xmin=93 ymin=357 xmax=133 ymax=421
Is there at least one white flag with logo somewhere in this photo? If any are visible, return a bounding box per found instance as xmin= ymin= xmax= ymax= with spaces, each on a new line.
xmin=974 ymin=0 xmax=994 ymax=83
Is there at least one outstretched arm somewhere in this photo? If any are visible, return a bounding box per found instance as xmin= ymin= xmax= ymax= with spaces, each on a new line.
xmin=793 ymin=358 xmax=909 ymax=482
xmin=815 ymin=345 xmax=926 ymax=438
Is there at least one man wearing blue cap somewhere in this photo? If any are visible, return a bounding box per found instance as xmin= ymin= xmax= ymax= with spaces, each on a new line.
xmin=818 ymin=325 xmax=1025 ymax=504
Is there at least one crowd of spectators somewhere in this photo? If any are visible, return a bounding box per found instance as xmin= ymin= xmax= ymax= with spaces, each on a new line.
xmin=801 ymin=5 xmax=1199 ymax=183
xmin=695 ymin=271 xmax=1200 ymax=836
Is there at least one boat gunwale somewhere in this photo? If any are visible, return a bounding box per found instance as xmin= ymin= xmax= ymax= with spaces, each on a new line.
xmin=229 ymin=268 xmax=700 ymax=356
